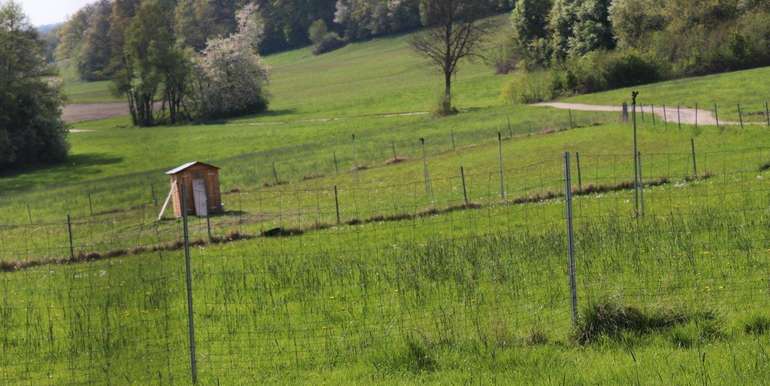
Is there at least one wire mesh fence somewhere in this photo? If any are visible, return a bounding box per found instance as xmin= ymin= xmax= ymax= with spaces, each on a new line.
xmin=2 ymin=140 xmax=770 ymax=383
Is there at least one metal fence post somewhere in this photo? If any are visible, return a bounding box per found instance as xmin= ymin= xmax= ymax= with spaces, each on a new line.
xmin=498 ymin=132 xmax=506 ymax=200
xmin=66 ymin=214 xmax=74 ymax=260
xmin=632 ymin=91 xmax=640 ymax=218
xmin=663 ymin=104 xmax=668 ymax=129
xmin=334 ymin=185 xmax=341 ymax=225
xmin=637 ymin=151 xmax=645 ymax=217
xmin=714 ymin=104 xmax=720 ymax=129
xmin=460 ymin=166 xmax=469 ymax=206
xmin=738 ymin=104 xmax=744 ymax=129
xmin=180 ymin=185 xmax=198 ymax=384
xmin=563 ymin=152 xmax=578 ymax=327
xmin=677 ymin=104 xmax=682 ymax=129
xmin=569 ymin=109 xmax=574 ymax=129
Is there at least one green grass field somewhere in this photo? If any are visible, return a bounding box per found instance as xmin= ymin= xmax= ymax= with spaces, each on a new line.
xmin=4 ymin=18 xmax=770 ymax=384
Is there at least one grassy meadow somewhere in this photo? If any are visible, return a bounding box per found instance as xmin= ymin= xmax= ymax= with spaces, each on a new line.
xmin=3 ymin=18 xmax=770 ymax=384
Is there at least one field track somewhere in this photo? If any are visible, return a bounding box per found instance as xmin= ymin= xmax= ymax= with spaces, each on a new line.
xmin=63 ymin=102 xmax=129 ymax=123
xmin=535 ymin=102 xmax=746 ymax=125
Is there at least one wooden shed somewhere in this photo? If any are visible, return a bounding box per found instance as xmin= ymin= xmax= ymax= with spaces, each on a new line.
xmin=163 ymin=161 xmax=223 ymax=218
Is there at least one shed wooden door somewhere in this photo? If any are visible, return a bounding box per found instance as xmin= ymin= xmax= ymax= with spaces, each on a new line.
xmin=192 ymin=178 xmax=208 ymax=216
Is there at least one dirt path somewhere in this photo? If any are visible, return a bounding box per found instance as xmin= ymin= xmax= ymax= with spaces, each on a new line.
xmin=63 ymin=103 xmax=131 ymax=123
xmin=534 ymin=102 xmax=738 ymax=126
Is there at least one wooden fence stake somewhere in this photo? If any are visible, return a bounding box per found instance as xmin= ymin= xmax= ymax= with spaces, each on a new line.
xmin=498 ymin=132 xmax=506 ymax=200
xmin=738 ymin=104 xmax=744 ymax=129
xmin=151 ymin=183 xmax=158 ymax=206
xmin=576 ymin=152 xmax=583 ymax=191
xmin=460 ymin=167 xmax=469 ymax=206
xmin=714 ymin=104 xmax=720 ymax=128
xmin=272 ymin=161 xmax=279 ymax=185
xmin=651 ymin=104 xmax=656 ymax=127
xmin=691 ymin=138 xmax=698 ymax=178
xmin=677 ymin=105 xmax=682 ymax=129
xmin=421 ymin=138 xmax=433 ymax=202
xmin=66 ymin=214 xmax=74 ymax=260
xmin=334 ymin=185 xmax=340 ymax=225
xmin=695 ymin=103 xmax=699 ymax=129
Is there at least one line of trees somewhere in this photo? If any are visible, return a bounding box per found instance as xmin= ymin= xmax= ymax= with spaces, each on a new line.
xmin=0 ymin=1 xmax=68 ymax=171
xmin=504 ymin=0 xmax=770 ymax=102
xmin=57 ymin=0 xmax=516 ymax=82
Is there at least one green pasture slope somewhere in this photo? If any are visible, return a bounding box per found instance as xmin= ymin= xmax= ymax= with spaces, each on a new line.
xmin=3 ymin=17 xmax=770 ymax=383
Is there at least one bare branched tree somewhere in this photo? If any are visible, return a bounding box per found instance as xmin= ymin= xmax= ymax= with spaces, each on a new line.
xmin=411 ymin=0 xmax=494 ymax=115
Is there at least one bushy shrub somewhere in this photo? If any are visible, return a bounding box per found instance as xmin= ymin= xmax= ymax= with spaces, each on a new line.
xmin=308 ymin=19 xmax=328 ymax=45
xmin=562 ymin=50 xmax=664 ymax=94
xmin=312 ymin=32 xmax=347 ymax=55
xmin=503 ymin=50 xmax=663 ymax=104
xmin=502 ymin=70 xmax=561 ymax=104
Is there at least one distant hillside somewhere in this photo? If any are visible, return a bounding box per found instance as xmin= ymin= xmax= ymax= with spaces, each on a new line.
xmin=36 ymin=23 xmax=62 ymax=34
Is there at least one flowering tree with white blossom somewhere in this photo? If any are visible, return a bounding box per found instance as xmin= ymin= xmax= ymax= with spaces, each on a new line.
xmin=189 ymin=3 xmax=271 ymax=119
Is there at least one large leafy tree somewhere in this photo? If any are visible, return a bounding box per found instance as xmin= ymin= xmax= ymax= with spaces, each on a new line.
xmin=78 ymin=0 xmax=113 ymax=81
xmin=113 ymin=0 xmax=185 ymax=126
xmin=548 ymin=0 xmax=615 ymax=61
xmin=0 ymin=0 xmax=68 ymax=170
xmin=510 ymin=0 xmax=553 ymax=67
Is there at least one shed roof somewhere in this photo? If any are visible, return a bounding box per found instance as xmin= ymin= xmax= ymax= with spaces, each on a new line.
xmin=166 ymin=161 xmax=220 ymax=175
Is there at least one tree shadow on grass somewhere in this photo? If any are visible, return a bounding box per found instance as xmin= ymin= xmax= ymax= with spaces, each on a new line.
xmin=0 ymin=153 xmax=124 ymax=194
xmin=194 ymin=108 xmax=299 ymax=126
